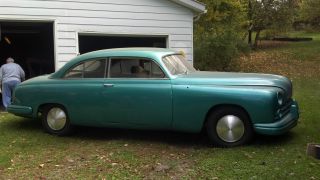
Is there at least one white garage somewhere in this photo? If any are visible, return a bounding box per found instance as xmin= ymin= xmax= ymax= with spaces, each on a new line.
xmin=0 ymin=0 xmax=205 ymax=78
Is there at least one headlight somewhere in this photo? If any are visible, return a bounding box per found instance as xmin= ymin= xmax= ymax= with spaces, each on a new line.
xmin=277 ymin=92 xmax=284 ymax=106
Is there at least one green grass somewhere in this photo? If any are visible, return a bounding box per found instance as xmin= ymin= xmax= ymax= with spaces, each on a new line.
xmin=253 ymin=31 xmax=320 ymax=62
xmin=1 ymin=32 xmax=320 ymax=179
xmin=275 ymin=32 xmax=320 ymax=62
xmin=191 ymin=78 xmax=320 ymax=179
xmin=287 ymin=31 xmax=320 ymax=41
xmin=231 ymin=31 xmax=320 ymax=80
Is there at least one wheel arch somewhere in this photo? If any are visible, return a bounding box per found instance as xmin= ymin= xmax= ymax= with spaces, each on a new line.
xmin=39 ymin=103 xmax=73 ymax=136
xmin=203 ymin=104 xmax=252 ymax=130
xmin=37 ymin=103 xmax=68 ymax=118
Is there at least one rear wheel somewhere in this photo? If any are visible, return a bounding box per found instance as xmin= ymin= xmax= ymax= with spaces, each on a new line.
xmin=206 ymin=107 xmax=253 ymax=147
xmin=42 ymin=105 xmax=72 ymax=136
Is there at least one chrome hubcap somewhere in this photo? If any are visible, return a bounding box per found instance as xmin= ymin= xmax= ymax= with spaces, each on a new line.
xmin=47 ymin=107 xmax=67 ymax=131
xmin=216 ymin=115 xmax=245 ymax=143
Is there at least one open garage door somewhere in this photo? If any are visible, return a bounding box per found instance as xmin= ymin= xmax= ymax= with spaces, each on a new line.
xmin=0 ymin=21 xmax=55 ymax=79
xmin=78 ymin=34 xmax=167 ymax=54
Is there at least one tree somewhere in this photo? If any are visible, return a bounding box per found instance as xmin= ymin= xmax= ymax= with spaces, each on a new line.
xmin=194 ymin=0 xmax=249 ymax=71
xmin=299 ymin=0 xmax=320 ymax=29
xmin=247 ymin=0 xmax=298 ymax=48
xmin=193 ymin=0 xmax=299 ymax=70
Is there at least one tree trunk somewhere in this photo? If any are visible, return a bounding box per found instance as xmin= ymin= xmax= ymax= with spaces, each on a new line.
xmin=248 ymin=0 xmax=253 ymax=48
xmin=248 ymin=29 xmax=252 ymax=47
xmin=253 ymin=30 xmax=261 ymax=49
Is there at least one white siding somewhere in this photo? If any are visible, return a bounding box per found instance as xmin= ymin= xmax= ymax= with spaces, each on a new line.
xmin=0 ymin=0 xmax=195 ymax=69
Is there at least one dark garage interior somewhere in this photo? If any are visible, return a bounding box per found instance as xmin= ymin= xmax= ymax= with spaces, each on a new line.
xmin=79 ymin=35 xmax=167 ymax=54
xmin=0 ymin=21 xmax=55 ymax=79
xmin=0 ymin=21 xmax=55 ymax=109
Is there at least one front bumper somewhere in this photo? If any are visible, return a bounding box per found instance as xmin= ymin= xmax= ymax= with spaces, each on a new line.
xmin=254 ymin=101 xmax=299 ymax=135
xmin=7 ymin=105 xmax=33 ymax=117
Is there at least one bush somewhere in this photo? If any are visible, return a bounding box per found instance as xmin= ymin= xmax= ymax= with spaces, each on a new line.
xmin=193 ymin=0 xmax=250 ymax=71
xmin=194 ymin=31 xmax=249 ymax=71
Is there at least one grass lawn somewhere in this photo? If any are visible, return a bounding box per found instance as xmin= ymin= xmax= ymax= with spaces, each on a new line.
xmin=1 ymin=32 xmax=320 ymax=179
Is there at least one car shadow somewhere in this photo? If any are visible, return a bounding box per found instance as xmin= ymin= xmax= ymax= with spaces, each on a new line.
xmin=74 ymin=126 xmax=296 ymax=148
xmin=8 ymin=118 xmax=297 ymax=148
xmin=3 ymin=117 xmax=42 ymax=131
xmin=251 ymin=132 xmax=296 ymax=146
xmin=74 ymin=126 xmax=210 ymax=148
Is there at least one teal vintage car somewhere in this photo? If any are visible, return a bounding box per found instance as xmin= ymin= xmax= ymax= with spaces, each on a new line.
xmin=8 ymin=48 xmax=299 ymax=147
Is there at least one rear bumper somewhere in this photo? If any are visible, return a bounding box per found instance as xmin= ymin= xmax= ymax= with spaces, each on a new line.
xmin=254 ymin=101 xmax=299 ymax=135
xmin=7 ymin=105 xmax=33 ymax=117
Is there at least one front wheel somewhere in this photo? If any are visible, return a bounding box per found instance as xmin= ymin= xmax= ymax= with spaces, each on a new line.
xmin=42 ymin=105 xmax=73 ymax=136
xmin=206 ymin=107 xmax=253 ymax=147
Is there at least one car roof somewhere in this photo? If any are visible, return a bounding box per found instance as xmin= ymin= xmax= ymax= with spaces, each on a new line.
xmin=81 ymin=48 xmax=177 ymax=60
xmin=51 ymin=48 xmax=179 ymax=78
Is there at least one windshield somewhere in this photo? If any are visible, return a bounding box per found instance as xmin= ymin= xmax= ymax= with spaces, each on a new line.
xmin=162 ymin=55 xmax=196 ymax=75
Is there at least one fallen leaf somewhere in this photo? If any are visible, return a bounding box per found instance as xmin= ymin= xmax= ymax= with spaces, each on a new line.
xmin=67 ymin=159 xmax=74 ymax=163
xmin=111 ymin=163 xmax=118 ymax=166
xmin=244 ymin=153 xmax=253 ymax=159
xmin=154 ymin=164 xmax=170 ymax=172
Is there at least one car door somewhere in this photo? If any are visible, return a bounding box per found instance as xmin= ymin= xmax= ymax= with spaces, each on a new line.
xmin=101 ymin=57 xmax=172 ymax=128
xmin=62 ymin=58 xmax=107 ymax=126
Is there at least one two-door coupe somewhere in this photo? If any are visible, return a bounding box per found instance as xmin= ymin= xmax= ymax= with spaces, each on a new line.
xmin=8 ymin=48 xmax=299 ymax=147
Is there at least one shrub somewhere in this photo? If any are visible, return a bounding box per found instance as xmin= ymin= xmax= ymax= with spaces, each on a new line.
xmin=194 ymin=31 xmax=249 ymax=71
xmin=193 ymin=0 xmax=250 ymax=71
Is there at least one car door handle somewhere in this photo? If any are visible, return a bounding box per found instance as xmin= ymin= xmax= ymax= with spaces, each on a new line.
xmin=103 ymin=84 xmax=114 ymax=88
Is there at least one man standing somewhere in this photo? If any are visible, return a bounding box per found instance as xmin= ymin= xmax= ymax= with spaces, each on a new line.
xmin=0 ymin=57 xmax=25 ymax=109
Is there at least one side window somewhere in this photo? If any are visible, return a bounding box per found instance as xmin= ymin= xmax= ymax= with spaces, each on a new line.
xmin=65 ymin=59 xmax=106 ymax=78
xmin=109 ymin=58 xmax=165 ymax=78
xmin=151 ymin=62 xmax=166 ymax=78
xmin=65 ymin=63 xmax=84 ymax=78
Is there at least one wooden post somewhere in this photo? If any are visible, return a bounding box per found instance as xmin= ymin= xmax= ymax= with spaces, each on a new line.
xmin=306 ymin=143 xmax=320 ymax=159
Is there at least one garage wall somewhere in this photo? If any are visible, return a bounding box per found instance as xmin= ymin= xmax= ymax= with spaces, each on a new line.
xmin=0 ymin=0 xmax=194 ymax=70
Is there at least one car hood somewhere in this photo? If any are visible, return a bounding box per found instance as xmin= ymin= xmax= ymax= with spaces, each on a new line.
xmin=174 ymin=71 xmax=292 ymax=96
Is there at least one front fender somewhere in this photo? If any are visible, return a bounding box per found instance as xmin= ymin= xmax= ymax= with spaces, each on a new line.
xmin=171 ymin=85 xmax=280 ymax=132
